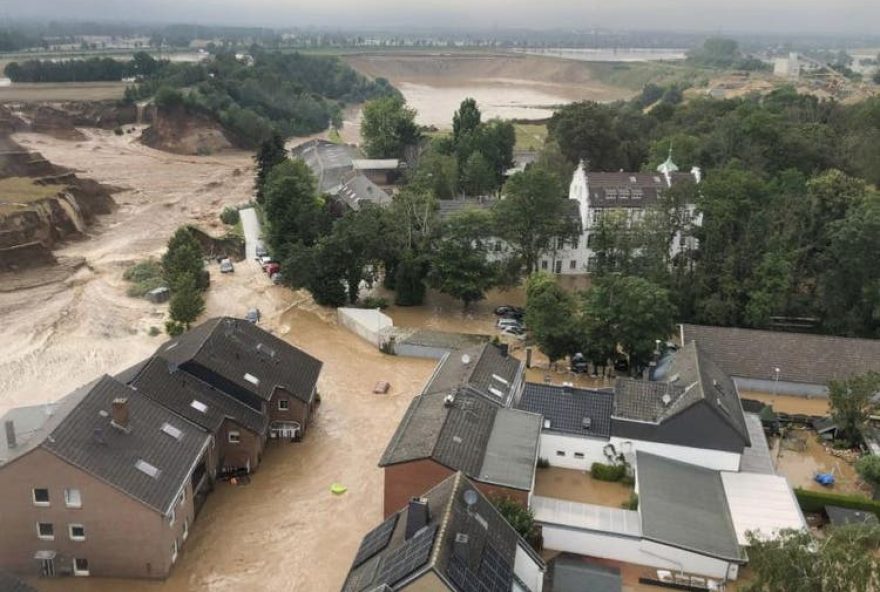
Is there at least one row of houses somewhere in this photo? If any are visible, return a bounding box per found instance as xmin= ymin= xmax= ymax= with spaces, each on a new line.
xmin=343 ymin=333 xmax=814 ymax=591
xmin=0 ymin=317 xmax=322 ymax=580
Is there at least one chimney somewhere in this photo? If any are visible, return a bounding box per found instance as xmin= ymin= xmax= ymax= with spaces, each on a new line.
xmin=111 ymin=398 xmax=130 ymax=431
xmin=498 ymin=343 xmax=509 ymax=357
xmin=405 ymin=497 xmax=429 ymax=539
xmin=5 ymin=420 xmax=15 ymax=448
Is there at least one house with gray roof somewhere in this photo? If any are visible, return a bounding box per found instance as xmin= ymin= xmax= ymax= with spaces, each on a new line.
xmin=679 ymin=323 xmax=880 ymax=397
xmin=343 ymin=471 xmax=545 ymax=592
xmin=0 ymin=376 xmax=211 ymax=579
xmin=154 ymin=317 xmax=322 ymax=437
xmin=422 ymin=343 xmax=524 ymax=407
xmin=379 ymin=389 xmax=541 ymax=517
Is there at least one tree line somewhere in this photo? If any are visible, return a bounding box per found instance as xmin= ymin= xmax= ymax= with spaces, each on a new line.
xmin=5 ymin=52 xmax=164 ymax=83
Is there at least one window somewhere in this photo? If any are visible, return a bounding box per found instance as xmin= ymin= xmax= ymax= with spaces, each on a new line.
xmin=33 ymin=488 xmax=50 ymax=506
xmin=171 ymin=540 xmax=178 ymax=563
xmin=64 ymin=488 xmax=82 ymax=508
xmin=228 ymin=431 xmax=241 ymax=444
xmin=494 ymin=241 xmax=502 ymax=252
xmin=541 ymin=260 xmax=548 ymax=270
xmin=574 ymin=452 xmax=585 ymax=459
xmin=569 ymin=260 xmax=577 ymax=270
xmin=571 ymin=236 xmax=579 ymax=250
xmin=37 ymin=522 xmax=54 ymax=540
xmin=183 ymin=518 xmax=190 ymax=541
xmin=555 ymin=451 xmax=566 ymax=457
xmin=160 ymin=423 xmax=183 ymax=441
xmin=135 ymin=459 xmax=161 ymax=479
xmin=278 ymin=399 xmax=289 ymax=411
xmin=169 ymin=507 xmax=176 ymax=526
xmin=69 ymin=524 xmax=86 ymax=541
xmin=73 ymin=558 xmax=89 ymax=577
xmin=178 ymin=490 xmax=186 ymax=507
xmin=556 ymin=237 xmax=565 ymax=250
xmin=243 ymin=373 xmax=260 ymax=386
xmin=190 ymin=400 xmax=208 ymax=413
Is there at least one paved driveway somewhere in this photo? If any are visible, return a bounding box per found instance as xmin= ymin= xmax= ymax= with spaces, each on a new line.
xmin=239 ymin=207 xmax=261 ymax=260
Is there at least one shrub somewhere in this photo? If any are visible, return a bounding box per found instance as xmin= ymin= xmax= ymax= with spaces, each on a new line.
xmin=794 ymin=487 xmax=880 ymax=519
xmin=622 ymin=492 xmax=639 ymax=510
xmin=220 ymin=207 xmax=240 ymax=225
xmin=591 ymin=462 xmax=626 ymax=482
xmin=357 ymin=296 xmax=389 ymax=310
xmin=148 ymin=326 xmax=161 ymax=337
xmin=857 ymin=455 xmax=880 ymax=487
xmin=165 ymin=320 xmax=185 ymax=336
xmin=123 ymin=259 xmax=164 ymax=298
xmin=113 ymin=127 xmax=124 ymax=136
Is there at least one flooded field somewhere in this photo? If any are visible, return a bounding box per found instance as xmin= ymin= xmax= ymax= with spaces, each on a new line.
xmin=0 ymin=81 xmax=127 ymax=102
xmin=534 ymin=467 xmax=633 ymax=508
xmin=739 ymin=390 xmax=829 ymax=416
xmin=344 ymin=53 xmax=635 ymax=127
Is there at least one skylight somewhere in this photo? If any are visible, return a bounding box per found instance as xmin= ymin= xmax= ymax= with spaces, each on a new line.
xmin=491 ymin=374 xmax=510 ymax=387
xmin=190 ymin=400 xmax=208 ymax=413
xmin=244 ymin=373 xmax=260 ymax=386
xmin=135 ymin=459 xmax=161 ymax=479
xmin=160 ymin=423 xmax=183 ymax=441
xmin=488 ymin=386 xmax=505 ymax=399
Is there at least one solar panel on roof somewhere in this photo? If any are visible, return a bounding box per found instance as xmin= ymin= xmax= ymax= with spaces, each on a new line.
xmin=376 ymin=524 xmax=437 ymax=587
xmin=352 ymin=514 xmax=399 ymax=568
xmin=447 ymin=543 xmax=514 ymax=592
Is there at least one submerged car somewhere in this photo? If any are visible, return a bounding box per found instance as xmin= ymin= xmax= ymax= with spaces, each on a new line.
xmin=245 ymin=308 xmax=261 ymax=323
xmin=219 ymin=258 xmax=234 ymax=273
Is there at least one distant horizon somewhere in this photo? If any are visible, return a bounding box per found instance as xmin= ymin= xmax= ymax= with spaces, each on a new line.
xmin=2 ymin=1 xmax=880 ymax=38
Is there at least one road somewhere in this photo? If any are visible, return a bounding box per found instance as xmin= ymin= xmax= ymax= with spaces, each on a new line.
xmin=239 ymin=207 xmax=261 ymax=260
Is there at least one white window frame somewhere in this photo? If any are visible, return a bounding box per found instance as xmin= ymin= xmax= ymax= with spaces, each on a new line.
xmin=171 ymin=540 xmax=178 ymax=563
xmin=178 ymin=489 xmax=186 ymax=507
xmin=278 ymin=399 xmax=289 ymax=411
xmin=64 ymin=488 xmax=82 ymax=508
xmin=73 ymin=558 xmax=90 ymax=577
xmin=182 ymin=518 xmax=189 ymax=541
xmin=228 ymin=431 xmax=241 ymax=444
xmin=32 ymin=488 xmax=50 ymax=506
xmin=36 ymin=522 xmax=54 ymax=541
xmin=69 ymin=524 xmax=86 ymax=541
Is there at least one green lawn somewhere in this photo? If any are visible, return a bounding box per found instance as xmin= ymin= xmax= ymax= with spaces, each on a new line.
xmin=586 ymin=61 xmax=713 ymax=91
xmin=513 ymin=123 xmax=548 ymax=151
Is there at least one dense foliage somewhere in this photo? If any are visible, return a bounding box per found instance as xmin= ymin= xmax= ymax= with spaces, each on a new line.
xmin=548 ymin=89 xmax=880 ymax=338
xmin=829 ymin=372 xmax=880 ymax=448
xmin=360 ymin=96 xmax=420 ymax=159
xmin=5 ymin=52 xmax=162 ymax=82
xmin=161 ymin=227 xmax=207 ymax=333
xmin=686 ymin=37 xmax=769 ymax=71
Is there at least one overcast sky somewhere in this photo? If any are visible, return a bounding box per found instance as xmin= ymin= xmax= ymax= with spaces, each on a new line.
xmin=2 ymin=0 xmax=878 ymax=35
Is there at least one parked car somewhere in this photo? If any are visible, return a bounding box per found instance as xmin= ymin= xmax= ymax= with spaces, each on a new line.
xmin=245 ymin=308 xmax=261 ymax=323
xmin=264 ymin=262 xmax=280 ymax=276
xmin=494 ymin=305 xmax=524 ymax=316
xmin=497 ymin=318 xmax=523 ymax=329
xmin=219 ymin=258 xmax=234 ymax=273
xmin=570 ymin=353 xmax=589 ymax=374
xmin=613 ymin=357 xmax=630 ymax=373
xmin=255 ymin=244 xmax=268 ymax=258
xmin=259 ymin=255 xmax=274 ymax=267
xmin=501 ymin=326 xmax=526 ymax=339
xmin=271 ymin=272 xmax=283 ymax=285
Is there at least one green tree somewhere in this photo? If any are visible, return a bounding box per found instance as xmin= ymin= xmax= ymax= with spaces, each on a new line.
xmin=856 ymin=455 xmax=880 ymax=488
xmin=254 ymin=133 xmax=287 ymax=203
xmin=263 ymin=159 xmax=329 ymax=260
xmin=427 ymin=210 xmax=501 ymax=307
xmin=494 ymin=167 xmax=579 ymax=275
xmin=162 ymin=227 xmax=205 ymax=292
xmin=581 ymin=275 xmax=675 ymax=374
xmin=410 ymin=147 xmax=458 ymax=199
xmin=361 ymin=96 xmax=420 ymax=159
xmin=829 ymin=372 xmax=880 ymax=448
xmin=453 ymin=97 xmax=481 ymax=146
xmin=525 ymin=273 xmax=581 ymax=367
xmin=168 ymin=274 xmax=205 ymax=330
xmin=394 ymin=250 xmax=427 ymax=306
xmin=461 ymin=152 xmax=495 ymax=197
xmin=492 ymin=497 xmax=537 ymax=545
xmin=745 ymin=526 xmax=880 ymax=592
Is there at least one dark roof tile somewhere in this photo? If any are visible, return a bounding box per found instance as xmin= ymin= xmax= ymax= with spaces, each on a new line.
xmin=516 ymin=383 xmax=614 ymax=437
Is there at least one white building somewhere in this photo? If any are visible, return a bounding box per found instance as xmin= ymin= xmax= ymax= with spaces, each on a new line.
xmin=539 ymin=156 xmax=703 ymax=275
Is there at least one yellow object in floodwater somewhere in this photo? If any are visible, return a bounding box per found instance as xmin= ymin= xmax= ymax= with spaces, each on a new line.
xmin=330 ymin=483 xmax=347 ymax=495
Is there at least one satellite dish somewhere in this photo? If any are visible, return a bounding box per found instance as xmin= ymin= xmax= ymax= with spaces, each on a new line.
xmin=463 ymin=489 xmax=478 ymax=508
xmin=461 ymin=354 xmax=471 ymax=365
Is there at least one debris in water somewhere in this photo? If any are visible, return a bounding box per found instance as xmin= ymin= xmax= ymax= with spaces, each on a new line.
xmin=373 ymin=381 xmax=390 ymax=394
xmin=330 ymin=483 xmax=347 ymax=495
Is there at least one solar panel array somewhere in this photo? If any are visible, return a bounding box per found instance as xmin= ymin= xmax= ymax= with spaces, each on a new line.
xmin=447 ymin=543 xmax=515 ymax=592
xmin=352 ymin=514 xmax=399 ymax=568
xmin=376 ymin=524 xmax=438 ymax=587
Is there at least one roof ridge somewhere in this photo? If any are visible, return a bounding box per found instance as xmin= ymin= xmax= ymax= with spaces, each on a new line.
xmin=429 ymin=470 xmax=462 ymax=569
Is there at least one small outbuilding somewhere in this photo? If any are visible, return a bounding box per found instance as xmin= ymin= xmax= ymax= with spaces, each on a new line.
xmin=825 ymin=505 xmax=880 ymax=528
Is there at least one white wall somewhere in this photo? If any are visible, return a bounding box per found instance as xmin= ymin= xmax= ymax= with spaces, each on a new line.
xmin=610 ymin=437 xmax=741 ymax=472
xmin=541 ymin=525 xmax=738 ymax=581
xmin=514 ymin=543 xmax=544 ymax=592
xmin=540 ymin=433 xmax=609 ymax=470
xmin=337 ymin=307 xmax=393 ymax=347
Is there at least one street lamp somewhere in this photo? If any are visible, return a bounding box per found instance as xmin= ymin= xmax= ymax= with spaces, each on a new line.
xmin=773 ymin=367 xmax=781 ymax=396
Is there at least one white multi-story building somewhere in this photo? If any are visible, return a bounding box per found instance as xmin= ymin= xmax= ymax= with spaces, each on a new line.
xmin=539 ymin=156 xmax=704 ymax=275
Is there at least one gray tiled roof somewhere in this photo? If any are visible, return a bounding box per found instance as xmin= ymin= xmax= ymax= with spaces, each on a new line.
xmin=637 ymin=452 xmax=743 ymax=562
xmin=436 ymin=198 xmax=495 ymax=222
xmin=335 ymin=171 xmax=392 ymax=211
xmin=379 ymin=390 xmax=540 ymax=492
xmin=157 ymin=317 xmax=322 ymax=405
xmin=0 ymin=572 xmax=37 ymax=592
xmin=680 ymin=323 xmax=880 ymax=387
xmin=613 ymin=341 xmax=750 ymax=447
xmin=739 ymin=413 xmax=775 ymax=474
xmin=343 ymin=472 xmax=542 ymax=592
xmin=290 ymin=139 xmax=360 ymax=194
xmin=423 ymin=344 xmax=523 ymax=407
xmin=586 ymin=171 xmax=695 ymax=209
xmin=516 ymin=383 xmax=614 ymax=438
xmin=129 ymin=357 xmax=268 ymax=435
xmin=43 ymin=376 xmax=211 ymax=514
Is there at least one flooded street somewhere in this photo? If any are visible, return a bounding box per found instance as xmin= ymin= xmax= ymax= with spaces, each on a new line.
xmin=534 ymin=467 xmax=633 ymax=507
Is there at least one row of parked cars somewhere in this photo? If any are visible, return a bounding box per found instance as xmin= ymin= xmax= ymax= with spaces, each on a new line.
xmin=494 ymin=305 xmax=527 ymax=340
xmin=256 ymin=244 xmax=283 ymax=284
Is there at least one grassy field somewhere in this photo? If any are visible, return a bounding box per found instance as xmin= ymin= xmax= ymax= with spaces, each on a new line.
xmin=585 ymin=61 xmax=713 ymax=91
xmin=513 ymin=123 xmax=548 ymax=151
xmin=0 ymin=177 xmax=62 ymax=215
xmin=0 ymin=81 xmax=127 ymax=102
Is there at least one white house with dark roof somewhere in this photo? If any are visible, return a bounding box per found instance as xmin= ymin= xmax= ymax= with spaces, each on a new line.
xmin=539 ymin=157 xmax=703 ymax=275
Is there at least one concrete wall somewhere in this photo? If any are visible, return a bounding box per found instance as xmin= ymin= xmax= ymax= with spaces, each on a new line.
xmin=539 ymin=433 xmax=610 ymax=470
xmin=610 ymin=437 xmax=741 ymax=472
xmin=0 ymin=447 xmax=195 ymax=579
xmin=514 ymin=543 xmax=544 ymax=592
xmin=337 ymin=307 xmax=393 ymax=348
xmin=540 ymin=522 xmax=738 ymax=581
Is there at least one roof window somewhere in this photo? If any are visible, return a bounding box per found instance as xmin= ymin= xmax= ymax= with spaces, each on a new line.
xmin=190 ymin=400 xmax=208 ymax=413
xmin=135 ymin=459 xmax=161 ymax=479
xmin=491 ymin=374 xmax=510 ymax=387
xmin=160 ymin=423 xmax=183 ymax=441
xmin=244 ymin=373 xmax=260 ymax=386
xmin=488 ymin=386 xmax=505 ymax=399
